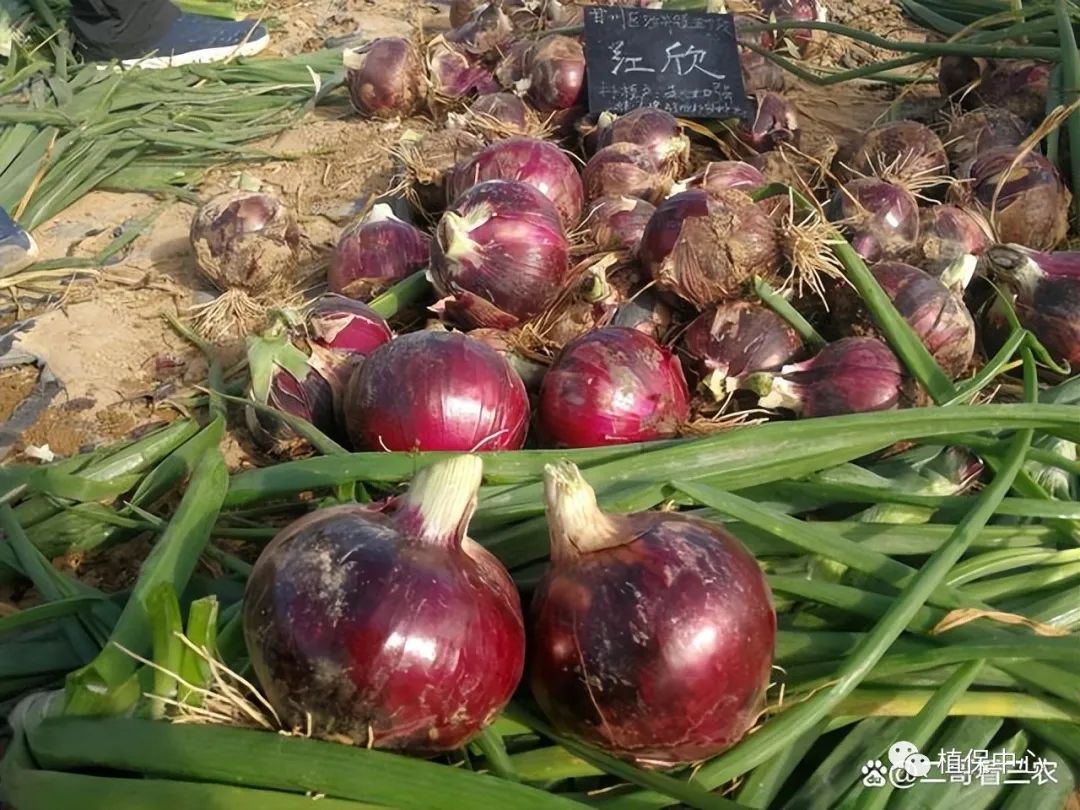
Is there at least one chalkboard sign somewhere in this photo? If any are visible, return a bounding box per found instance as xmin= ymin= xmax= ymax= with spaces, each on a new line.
xmin=583 ymin=6 xmax=750 ymax=120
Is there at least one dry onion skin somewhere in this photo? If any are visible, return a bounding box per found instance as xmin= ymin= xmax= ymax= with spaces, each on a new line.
xmin=343 ymin=37 xmax=425 ymax=118
xmin=943 ymin=107 xmax=1030 ymax=172
xmin=852 ymin=120 xmax=948 ymax=189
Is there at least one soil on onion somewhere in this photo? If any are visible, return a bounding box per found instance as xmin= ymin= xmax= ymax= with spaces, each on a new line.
xmin=0 ymin=0 xmax=932 ymax=597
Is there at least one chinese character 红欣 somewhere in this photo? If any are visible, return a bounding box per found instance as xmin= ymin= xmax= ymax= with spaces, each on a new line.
xmin=661 ymin=42 xmax=723 ymax=80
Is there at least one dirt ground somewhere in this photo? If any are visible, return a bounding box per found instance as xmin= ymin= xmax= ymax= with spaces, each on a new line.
xmin=0 ymin=0 xmax=930 ymax=466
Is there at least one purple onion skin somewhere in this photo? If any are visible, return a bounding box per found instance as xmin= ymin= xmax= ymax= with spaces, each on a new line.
xmin=760 ymin=0 xmax=822 ymax=56
xmin=944 ymin=107 xmax=1030 ymax=171
xmin=610 ymin=288 xmax=672 ymax=341
xmin=596 ymin=108 xmax=690 ymax=174
xmin=244 ymin=460 xmax=525 ymax=754
xmin=681 ymin=302 xmax=804 ymax=379
xmin=853 ymin=120 xmax=948 ymax=185
xmin=870 ymin=261 xmax=976 ymax=379
xmin=307 ymin=295 xmax=394 ymax=414
xmin=531 ymin=466 xmax=775 ymax=767
xmin=468 ymin=92 xmax=531 ymax=131
xmin=266 ymin=363 xmax=337 ymax=437
xmin=735 ymin=92 xmax=798 ymax=153
xmin=447 ymin=137 xmax=584 ymax=229
xmin=528 ymin=35 xmax=586 ymax=111
xmin=329 ymin=207 xmax=431 ymax=299
xmin=938 ymin=55 xmax=986 ymax=101
xmin=343 ymin=331 xmax=529 ymax=452
xmin=984 ymin=244 xmax=1080 ymax=366
xmin=964 ymin=147 xmax=1070 ymax=251
xmin=539 ymin=327 xmax=690 ymax=448
xmin=345 ymin=38 xmax=425 ymax=118
xmin=678 ymin=161 xmax=767 ymax=195
xmin=917 ymin=206 xmax=992 ymax=275
xmin=584 ymin=195 xmax=656 ymax=253
xmin=583 ymin=142 xmax=667 ymax=204
xmin=431 ymin=180 xmax=570 ymax=329
xmin=980 ymin=61 xmax=1051 ymax=124
xmin=755 ymin=337 xmax=903 ymax=417
xmin=428 ymin=41 xmax=499 ymax=100
xmin=830 ymin=179 xmax=920 ymax=264
xmin=640 ymin=189 xmax=781 ymax=309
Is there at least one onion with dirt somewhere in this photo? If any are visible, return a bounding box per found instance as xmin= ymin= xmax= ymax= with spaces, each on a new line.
xmin=343 ymin=330 xmax=530 ymax=452
xmin=538 ymin=327 xmax=690 ymax=447
xmin=430 ymin=180 xmax=571 ymax=329
xmin=244 ymin=455 xmax=525 ymax=754
xmin=582 ymin=143 xmax=668 ymax=203
xmin=529 ymin=461 xmax=776 ymax=767
xmin=851 ymin=120 xmax=948 ymax=189
xmin=344 ymin=38 xmax=425 ymax=118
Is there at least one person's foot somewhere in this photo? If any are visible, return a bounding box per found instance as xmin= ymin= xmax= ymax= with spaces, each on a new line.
xmin=0 ymin=207 xmax=38 ymax=278
xmin=120 ymin=13 xmax=269 ymax=69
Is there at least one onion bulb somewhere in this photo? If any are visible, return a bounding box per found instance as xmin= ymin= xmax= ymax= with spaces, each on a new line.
xmin=528 ymin=35 xmax=586 ymax=111
xmin=736 ymin=337 xmax=903 ymax=417
xmin=943 ymin=107 xmax=1030 ymax=171
xmin=640 ymin=189 xmax=782 ymax=309
xmin=463 ymin=92 xmax=537 ymax=137
xmin=596 ymin=107 xmax=690 ymax=177
xmin=529 ymin=461 xmax=775 ymax=767
xmin=829 ymin=178 xmax=920 ymax=264
xmin=431 ymin=180 xmax=571 ymax=328
xmin=343 ymin=330 xmax=529 ymax=452
xmin=984 ymin=244 xmax=1080 ymax=367
xmin=583 ymin=142 xmax=668 ymax=203
xmin=733 ymin=92 xmax=799 ymax=153
xmin=978 ymin=61 xmax=1051 ymax=125
xmin=960 ymin=147 xmax=1070 ymax=251
xmin=760 ymin=0 xmax=826 ymax=56
xmin=673 ymin=161 xmax=767 ymax=196
xmin=852 ymin=120 xmax=948 ymax=188
xmin=190 ymin=190 xmax=301 ymax=297
xmin=917 ymin=205 xmax=992 ymax=276
xmin=426 ymin=37 xmax=499 ymax=100
xmin=244 ymin=455 xmax=525 ymax=754
xmin=447 ymin=137 xmax=584 ymax=228
xmin=539 ymin=327 xmax=690 ymax=447
xmin=344 ymin=38 xmax=425 ymax=118
xmin=583 ymin=195 xmax=655 ymax=254
xmin=680 ymin=301 xmax=804 ymax=399
xmin=329 ymin=204 xmax=430 ymax=299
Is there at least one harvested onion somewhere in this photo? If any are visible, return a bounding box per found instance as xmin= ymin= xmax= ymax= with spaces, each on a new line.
xmin=344 ymin=38 xmax=425 ymax=118
xmin=852 ymin=120 xmax=948 ymax=188
xmin=943 ymin=107 xmax=1030 ymax=171
xmin=329 ymin=204 xmax=431 ymax=299
xmin=830 ymin=178 xmax=920 ymax=264
xmin=529 ymin=461 xmax=775 ymax=766
xmin=596 ymin=107 xmax=690 ymax=176
xmin=343 ymin=330 xmax=529 ymax=452
xmin=528 ymin=35 xmax=586 ymax=111
xmin=539 ymin=327 xmax=690 ymax=447
xmin=583 ymin=195 xmax=655 ymax=254
xmin=244 ymin=455 xmax=525 ymax=754
xmin=431 ymin=180 xmax=571 ymax=328
xmin=674 ymin=161 xmax=767 ymax=196
xmin=583 ymin=142 xmax=667 ymax=203
xmin=917 ymin=205 xmax=992 ymax=276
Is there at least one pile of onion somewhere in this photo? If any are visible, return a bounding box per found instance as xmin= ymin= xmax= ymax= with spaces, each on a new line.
xmin=447 ymin=137 xmax=583 ymax=229
xmin=329 ymin=203 xmax=430 ymax=299
xmin=430 ymin=179 xmax=571 ymax=328
xmin=244 ymin=455 xmax=525 ymax=754
xmin=639 ymin=189 xmax=781 ymax=310
xmin=529 ymin=461 xmax=775 ymax=767
xmin=343 ymin=330 xmax=529 ymax=452
xmin=539 ymin=327 xmax=690 ymax=447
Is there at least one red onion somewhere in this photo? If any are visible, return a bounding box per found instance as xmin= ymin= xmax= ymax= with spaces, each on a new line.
xmin=529 ymin=461 xmax=775 ymax=766
xmin=528 ymin=35 xmax=586 ymax=111
xmin=190 ymin=190 xmax=301 ymax=296
xmin=431 ymin=180 xmax=570 ymax=329
xmin=760 ymin=0 xmax=826 ymax=56
xmin=445 ymin=1 xmax=513 ymax=58
xmin=329 ymin=204 xmax=431 ymax=299
xmin=829 ymin=178 xmax=920 ymax=264
xmin=244 ymin=455 xmax=525 ymax=753
xmin=865 ymin=261 xmax=976 ymax=379
xmin=596 ymin=108 xmax=690 ymax=176
xmin=495 ymin=38 xmax=533 ymax=88
xmin=465 ymin=92 xmax=535 ymax=135
xmin=538 ymin=327 xmax=689 ymax=447
xmin=733 ymin=92 xmax=799 ymax=153
xmin=640 ymin=189 xmax=782 ymax=309
xmin=979 ymin=61 xmax=1051 ymax=124
xmin=938 ymin=55 xmax=986 ymax=102
xmin=343 ymin=330 xmax=529 ymax=451
xmin=943 ymin=107 xmax=1030 ymax=171
xmin=680 ymin=301 xmax=804 ymax=399
xmin=583 ymin=195 xmax=655 ymax=253
xmin=917 ymin=205 xmax=992 ymax=276
xmin=306 ymin=295 xmax=394 ymax=417
xmin=427 ymin=37 xmax=499 ymax=100
xmin=344 ymin=38 xmax=425 ymax=118
xmin=961 ymin=147 xmax=1070 ymax=251
xmin=673 ymin=161 xmax=767 ymax=196
xmin=852 ymin=120 xmax=948 ymax=187
xmin=583 ymin=142 xmax=668 ymax=203
xmin=984 ymin=244 xmax=1080 ymax=367
xmin=610 ymin=288 xmax=672 ymax=341
xmin=447 ymin=137 xmax=584 ymax=229
xmin=736 ymin=337 xmax=902 ymax=417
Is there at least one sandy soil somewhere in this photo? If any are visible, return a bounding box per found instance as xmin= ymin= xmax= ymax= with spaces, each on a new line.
xmin=0 ymin=0 xmax=929 ymax=466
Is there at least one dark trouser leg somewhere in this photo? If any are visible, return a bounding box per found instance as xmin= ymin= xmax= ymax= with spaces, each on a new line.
xmin=70 ymin=0 xmax=180 ymax=61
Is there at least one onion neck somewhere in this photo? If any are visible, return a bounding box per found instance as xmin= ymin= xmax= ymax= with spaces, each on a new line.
xmin=738 ymin=370 xmax=804 ymax=412
xmin=364 ymin=202 xmax=398 ymax=225
xmin=938 ymin=253 xmax=977 ymax=292
xmin=441 ymin=206 xmax=489 ymax=262
xmin=397 ymin=455 xmax=483 ymax=549
xmin=543 ymin=461 xmax=626 ymax=562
